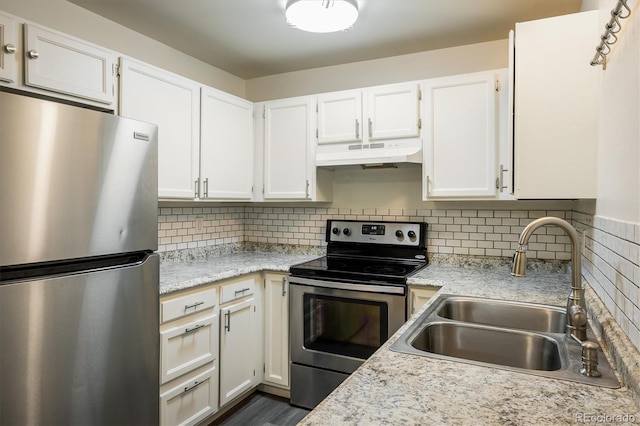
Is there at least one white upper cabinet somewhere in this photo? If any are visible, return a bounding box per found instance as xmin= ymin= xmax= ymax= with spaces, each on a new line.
xmin=317 ymin=90 xmax=362 ymax=144
xmin=422 ymin=71 xmax=501 ymax=199
xmin=317 ymin=82 xmax=421 ymax=146
xmin=512 ymin=11 xmax=599 ymax=199
xmin=367 ymin=83 xmax=421 ymax=141
xmin=120 ymin=57 xmax=200 ymax=199
xmin=0 ymin=12 xmax=18 ymax=84
xmin=255 ymin=96 xmax=332 ymax=201
xmin=23 ymin=24 xmax=115 ymax=106
xmin=200 ymin=87 xmax=253 ymax=200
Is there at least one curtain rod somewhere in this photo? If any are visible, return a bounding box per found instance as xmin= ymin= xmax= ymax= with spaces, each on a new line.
xmin=590 ymin=0 xmax=632 ymax=69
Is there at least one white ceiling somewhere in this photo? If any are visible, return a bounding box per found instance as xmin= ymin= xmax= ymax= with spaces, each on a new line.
xmin=67 ymin=0 xmax=582 ymax=80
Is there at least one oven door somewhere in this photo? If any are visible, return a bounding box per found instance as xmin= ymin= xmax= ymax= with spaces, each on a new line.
xmin=289 ymin=276 xmax=406 ymax=374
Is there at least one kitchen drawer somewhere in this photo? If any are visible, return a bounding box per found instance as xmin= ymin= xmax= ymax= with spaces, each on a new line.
xmin=220 ymin=277 xmax=256 ymax=304
xmin=161 ymin=288 xmax=217 ymax=324
xmin=160 ymin=365 xmax=217 ymax=426
xmin=161 ymin=314 xmax=217 ymax=384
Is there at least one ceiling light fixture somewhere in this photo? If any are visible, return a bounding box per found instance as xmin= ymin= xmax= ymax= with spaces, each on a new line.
xmin=285 ymin=0 xmax=359 ymax=33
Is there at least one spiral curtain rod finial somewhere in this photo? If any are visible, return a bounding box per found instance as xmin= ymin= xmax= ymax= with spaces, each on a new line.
xmin=591 ymin=0 xmax=632 ymax=69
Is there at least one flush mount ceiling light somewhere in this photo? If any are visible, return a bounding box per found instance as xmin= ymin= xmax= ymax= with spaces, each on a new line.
xmin=286 ymin=0 xmax=359 ymax=33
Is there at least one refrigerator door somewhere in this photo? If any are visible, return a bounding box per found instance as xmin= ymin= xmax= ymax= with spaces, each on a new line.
xmin=0 ymin=253 xmax=160 ymax=426
xmin=0 ymin=91 xmax=158 ymax=267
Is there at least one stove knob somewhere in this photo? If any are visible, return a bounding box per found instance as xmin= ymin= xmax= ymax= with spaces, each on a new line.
xmin=343 ymin=228 xmax=351 ymax=236
xmin=395 ymin=230 xmax=404 ymax=238
xmin=332 ymin=227 xmax=340 ymax=235
xmin=408 ymin=230 xmax=417 ymax=239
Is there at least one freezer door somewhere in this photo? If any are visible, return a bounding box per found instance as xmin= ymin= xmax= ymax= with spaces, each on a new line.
xmin=0 ymin=91 xmax=158 ymax=267
xmin=0 ymin=254 xmax=160 ymax=426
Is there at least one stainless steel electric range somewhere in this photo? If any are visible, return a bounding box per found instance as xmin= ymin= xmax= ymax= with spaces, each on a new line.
xmin=288 ymin=219 xmax=428 ymax=409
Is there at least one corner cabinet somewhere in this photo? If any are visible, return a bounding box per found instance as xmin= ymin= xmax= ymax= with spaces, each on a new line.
xmin=219 ymin=275 xmax=262 ymax=407
xmin=254 ymin=97 xmax=332 ymax=201
xmin=511 ymin=11 xmax=599 ymax=199
xmin=408 ymin=286 xmax=439 ymax=316
xmin=200 ymin=87 xmax=253 ymax=200
xmin=119 ymin=57 xmax=200 ymax=199
xmin=263 ymin=273 xmax=289 ymax=389
xmin=422 ymin=69 xmax=510 ymax=200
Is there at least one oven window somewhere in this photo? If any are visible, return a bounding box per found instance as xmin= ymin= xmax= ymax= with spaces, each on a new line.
xmin=303 ymin=294 xmax=389 ymax=359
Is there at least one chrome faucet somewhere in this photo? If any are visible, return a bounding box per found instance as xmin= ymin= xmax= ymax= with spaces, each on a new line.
xmin=511 ymin=217 xmax=588 ymax=341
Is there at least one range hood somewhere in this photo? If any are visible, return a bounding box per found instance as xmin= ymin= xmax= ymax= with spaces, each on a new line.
xmin=316 ymin=140 xmax=422 ymax=168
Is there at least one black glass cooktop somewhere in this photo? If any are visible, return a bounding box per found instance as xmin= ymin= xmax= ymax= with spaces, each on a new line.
xmin=289 ymin=256 xmax=427 ymax=285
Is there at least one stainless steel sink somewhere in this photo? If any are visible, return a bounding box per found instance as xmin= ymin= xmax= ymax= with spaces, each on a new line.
xmin=412 ymin=322 xmax=563 ymax=371
xmin=436 ymin=296 xmax=566 ymax=333
xmin=390 ymin=294 xmax=620 ymax=388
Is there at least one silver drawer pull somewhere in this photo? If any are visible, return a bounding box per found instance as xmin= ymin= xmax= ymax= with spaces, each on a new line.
xmin=184 ymin=301 xmax=204 ymax=311
xmin=234 ymin=287 xmax=250 ymax=295
xmin=183 ymin=380 xmax=205 ymax=393
xmin=185 ymin=324 xmax=204 ymax=333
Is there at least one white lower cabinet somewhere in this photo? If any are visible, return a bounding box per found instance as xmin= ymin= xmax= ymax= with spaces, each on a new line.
xmin=160 ymin=287 xmax=219 ymax=426
xmin=263 ymin=273 xmax=289 ymax=388
xmin=408 ymin=286 xmax=440 ymax=316
xmin=219 ymin=275 xmax=262 ymax=407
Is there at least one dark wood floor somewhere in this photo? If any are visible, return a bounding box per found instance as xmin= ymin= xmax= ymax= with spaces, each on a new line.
xmin=211 ymin=392 xmax=310 ymax=426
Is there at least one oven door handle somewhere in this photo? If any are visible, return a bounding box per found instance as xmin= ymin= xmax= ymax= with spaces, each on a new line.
xmin=288 ymin=276 xmax=405 ymax=295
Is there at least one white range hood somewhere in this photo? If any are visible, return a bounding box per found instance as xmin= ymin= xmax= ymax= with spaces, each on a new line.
xmin=316 ymin=140 xmax=422 ymax=168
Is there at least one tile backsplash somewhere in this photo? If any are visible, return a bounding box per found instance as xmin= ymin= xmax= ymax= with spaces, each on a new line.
xmin=157 ymin=205 xmax=640 ymax=351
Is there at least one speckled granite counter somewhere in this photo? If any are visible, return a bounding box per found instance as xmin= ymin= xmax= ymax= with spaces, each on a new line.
xmin=159 ymin=251 xmax=318 ymax=295
xmin=300 ymin=265 xmax=640 ymax=425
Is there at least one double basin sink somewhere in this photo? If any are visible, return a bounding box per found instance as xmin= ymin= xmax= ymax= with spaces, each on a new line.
xmin=390 ymin=294 xmax=620 ymax=388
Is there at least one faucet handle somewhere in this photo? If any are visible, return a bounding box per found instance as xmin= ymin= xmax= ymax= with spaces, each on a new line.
xmin=580 ymin=340 xmax=602 ymax=378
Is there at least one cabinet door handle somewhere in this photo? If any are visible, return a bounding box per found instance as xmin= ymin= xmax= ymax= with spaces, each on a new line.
xmin=305 ymin=179 xmax=310 ymax=198
xmin=234 ymin=287 xmax=250 ymax=296
xmin=498 ymin=164 xmax=509 ymax=192
xmin=185 ymin=324 xmax=204 ymax=333
xmin=368 ymin=118 xmax=373 ymax=138
xmin=27 ymin=49 xmax=39 ymax=59
xmin=184 ymin=301 xmax=204 ymax=311
xmin=224 ymin=311 xmax=231 ymax=332
xmin=203 ymin=178 xmax=209 ymax=198
xmin=4 ymin=44 xmax=16 ymax=54
xmin=194 ymin=178 xmax=200 ymax=198
xmin=183 ymin=379 xmax=205 ymax=393
xmin=282 ymin=276 xmax=287 ymax=297
xmin=426 ymin=175 xmax=431 ymax=195
xmin=355 ymin=119 xmax=360 ymax=139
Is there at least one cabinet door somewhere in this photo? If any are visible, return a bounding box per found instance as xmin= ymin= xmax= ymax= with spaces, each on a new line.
xmin=0 ymin=13 xmax=17 ymax=84
xmin=200 ymin=87 xmax=253 ymax=200
xmin=408 ymin=286 xmax=439 ymax=316
xmin=423 ymin=72 xmax=498 ymax=199
xmin=263 ymin=97 xmax=314 ymax=199
xmin=367 ymin=83 xmax=420 ymax=140
xmin=263 ymin=274 xmax=289 ymax=388
xmin=513 ymin=11 xmax=598 ymax=199
xmin=120 ymin=57 xmax=200 ymax=199
xmin=219 ymin=296 xmax=259 ymax=406
xmin=317 ymin=90 xmax=362 ymax=144
xmin=23 ymin=24 xmax=115 ymax=105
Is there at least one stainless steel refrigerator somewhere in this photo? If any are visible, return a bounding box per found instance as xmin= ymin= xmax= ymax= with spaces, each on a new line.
xmin=0 ymin=91 xmax=160 ymax=425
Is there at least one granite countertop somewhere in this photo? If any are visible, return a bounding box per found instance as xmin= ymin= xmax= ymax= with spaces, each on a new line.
xmin=159 ymin=251 xmax=318 ymax=295
xmin=301 ymin=264 xmax=640 ymax=425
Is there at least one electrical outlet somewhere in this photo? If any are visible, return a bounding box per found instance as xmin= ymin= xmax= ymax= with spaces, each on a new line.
xmin=195 ymin=216 xmax=203 ymax=231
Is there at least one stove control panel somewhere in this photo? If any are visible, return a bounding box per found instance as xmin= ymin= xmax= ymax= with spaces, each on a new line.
xmin=328 ymin=220 xmax=424 ymax=246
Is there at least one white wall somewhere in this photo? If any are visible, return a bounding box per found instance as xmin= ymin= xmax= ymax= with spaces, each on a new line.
xmin=246 ymin=39 xmax=508 ymax=101
xmin=0 ymin=0 xmax=246 ymax=97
